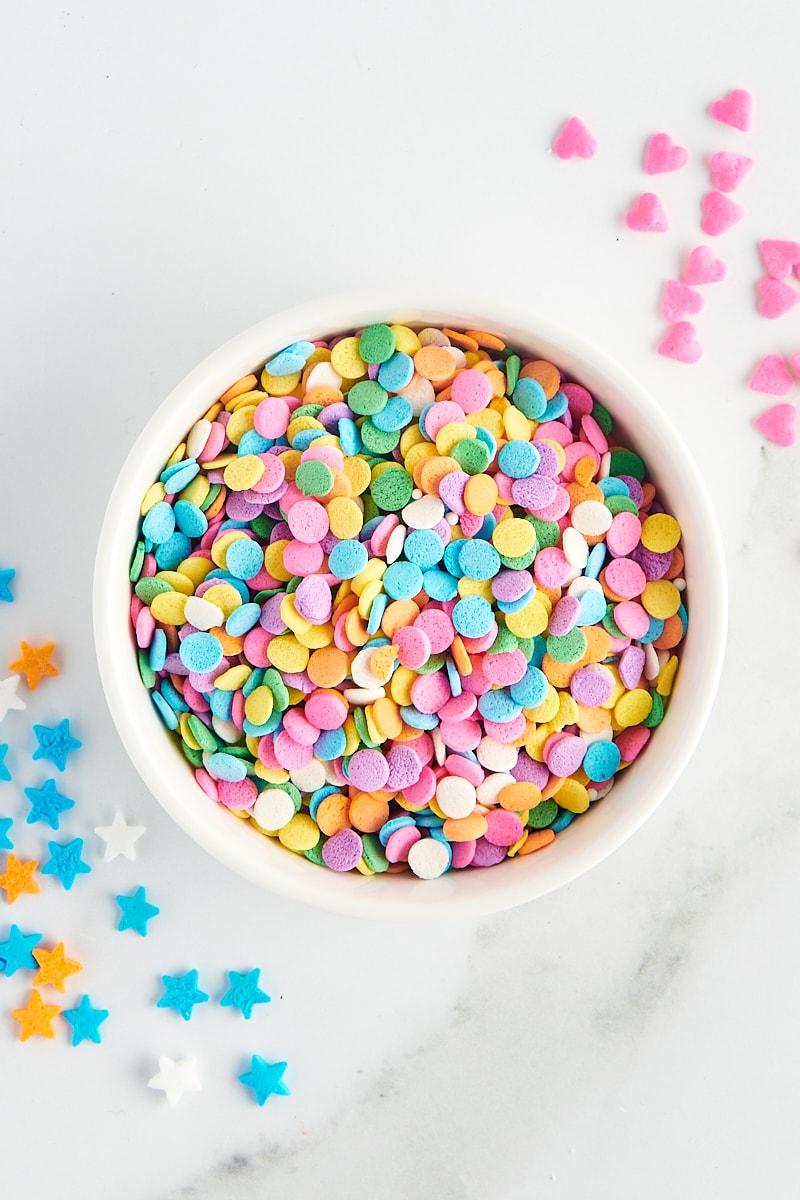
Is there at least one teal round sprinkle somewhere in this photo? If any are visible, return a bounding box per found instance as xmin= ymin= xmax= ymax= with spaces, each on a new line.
xmin=328 ymin=539 xmax=368 ymax=580
xmin=162 ymin=461 xmax=200 ymax=495
xmin=142 ymin=501 xmax=176 ymax=545
xmin=225 ymin=603 xmax=261 ymax=637
xmin=583 ymin=740 xmax=621 ymax=782
xmin=154 ymin=532 xmax=191 ymax=571
xmin=206 ymin=752 xmax=248 ymax=782
xmin=498 ymin=440 xmax=540 ymax=478
xmin=458 ymin=539 xmax=501 ymax=581
xmin=403 ymin=529 xmax=444 ymax=570
xmin=225 ymin=538 xmax=264 ymax=581
xmin=371 ymin=396 xmax=413 ymax=432
xmin=152 ymin=690 xmax=178 ymax=731
xmin=383 ymin=561 xmax=423 ymax=601
xmin=173 ymin=500 xmax=208 ymax=538
xmin=377 ymin=351 xmax=414 ymax=392
xmin=513 ymin=377 xmax=547 ymax=419
xmin=180 ymin=632 xmax=223 ymax=673
xmin=422 ymin=569 xmax=458 ymax=601
xmin=452 ymin=595 xmax=494 ymax=638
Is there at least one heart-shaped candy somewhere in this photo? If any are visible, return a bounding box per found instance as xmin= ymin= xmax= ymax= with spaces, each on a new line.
xmin=709 ymin=89 xmax=752 ymax=131
xmin=553 ymin=117 xmax=598 ymax=160
xmin=683 ymin=245 xmax=727 ymax=285
xmin=759 ymin=240 xmax=800 ymax=280
xmin=662 ymin=280 xmax=704 ymax=322
xmin=750 ymin=356 xmax=795 ymax=396
xmin=757 ymin=278 xmax=800 ymax=319
xmin=701 ymin=192 xmax=744 ymax=236
xmin=754 ymin=403 xmax=797 ymax=447
xmin=645 ymin=133 xmax=688 ymax=175
xmin=626 ymin=193 xmax=668 ymax=232
xmin=709 ymin=152 xmax=753 ymax=193
xmin=658 ymin=322 xmax=702 ymax=364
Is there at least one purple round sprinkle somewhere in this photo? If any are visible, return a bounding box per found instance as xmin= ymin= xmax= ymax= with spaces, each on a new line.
xmin=471 ymin=837 xmax=508 ymax=867
xmin=385 ymin=745 xmax=423 ymax=790
xmin=260 ymin=593 xmax=288 ymax=634
xmin=294 ymin=576 xmax=332 ymax=624
xmin=548 ymin=595 xmax=581 ymax=636
xmin=618 ymin=475 xmax=644 ymax=506
xmin=492 ymin=568 xmax=534 ymax=603
xmin=322 ymin=828 xmax=363 ymax=872
xmin=511 ymin=474 xmax=558 ymax=510
xmin=570 ymin=664 xmax=615 ymax=707
xmin=510 ymin=752 xmax=550 ymax=788
xmin=439 ymin=470 xmax=469 ymax=515
xmin=347 ymin=749 xmax=390 ymax=791
xmin=631 ymin=544 xmax=673 ymax=581
xmin=619 ymin=645 xmax=646 ymax=690
xmin=226 ymin=492 xmax=264 ymax=521
xmin=545 ymin=734 xmax=587 ymax=778
xmin=533 ymin=442 xmax=561 ymax=477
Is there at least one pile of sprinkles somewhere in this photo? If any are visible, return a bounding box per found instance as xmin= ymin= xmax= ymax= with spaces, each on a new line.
xmin=129 ymin=321 xmax=687 ymax=881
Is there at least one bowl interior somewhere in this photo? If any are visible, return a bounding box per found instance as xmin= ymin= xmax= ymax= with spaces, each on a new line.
xmin=94 ymin=292 xmax=727 ymax=921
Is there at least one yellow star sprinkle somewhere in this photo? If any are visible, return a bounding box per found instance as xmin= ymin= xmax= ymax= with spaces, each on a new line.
xmin=8 ymin=641 xmax=59 ymax=690
xmin=0 ymin=853 xmax=40 ymax=903
xmin=32 ymin=942 xmax=83 ymax=992
xmin=12 ymin=989 xmax=62 ymax=1041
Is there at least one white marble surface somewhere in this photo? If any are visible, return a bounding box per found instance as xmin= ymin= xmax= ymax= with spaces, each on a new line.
xmin=1 ymin=2 xmax=798 ymax=1197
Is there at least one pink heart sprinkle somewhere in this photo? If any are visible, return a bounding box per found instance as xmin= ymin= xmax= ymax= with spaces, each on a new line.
xmin=701 ymin=191 xmax=744 ymax=236
xmin=626 ymin=193 xmax=668 ymax=233
xmin=662 ymin=280 xmax=704 ymax=322
xmin=709 ymin=151 xmax=753 ymax=193
xmin=750 ymin=355 xmax=795 ymax=396
xmin=683 ymin=245 xmax=727 ymax=285
xmin=791 ymin=354 xmax=800 ymax=380
xmin=754 ymin=403 xmax=797 ymax=447
xmin=759 ymin=239 xmax=800 ymax=280
xmin=552 ymin=117 xmax=598 ymax=160
xmin=757 ymin=277 xmax=800 ymax=319
xmin=709 ymin=88 xmax=753 ymax=131
xmin=645 ymin=133 xmax=688 ymax=175
xmin=658 ymin=322 xmax=702 ymax=364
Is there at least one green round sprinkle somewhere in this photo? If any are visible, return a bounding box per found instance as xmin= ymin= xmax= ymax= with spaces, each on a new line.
xmin=286 ymin=576 xmax=301 ymax=595
xmin=359 ymin=323 xmax=397 ymax=365
xmin=304 ymin=839 xmax=327 ymax=866
xmin=262 ymin=667 xmax=289 ymax=711
xmin=605 ymin=494 xmax=640 ymax=516
xmin=251 ymin=514 xmax=275 ymax=540
xmin=545 ymin=627 xmax=587 ymax=664
xmin=602 ymin=604 xmax=626 ymax=639
xmin=134 ymin=577 xmax=173 ymax=604
xmin=528 ymin=516 xmax=559 ymax=550
xmin=642 ymin=690 xmax=665 ymax=727
xmin=370 ymin=466 xmax=413 ymax=512
xmin=498 ymin=547 xmax=537 ymax=570
xmin=292 ymin=403 xmax=324 ymax=419
xmin=360 ymin=420 xmax=400 ymax=455
xmin=517 ymin=636 xmax=536 ymax=661
xmin=199 ymin=483 xmax=221 ymax=512
xmin=452 ymin=438 xmax=492 ymax=474
xmin=591 ymin=402 xmax=614 ymax=436
xmin=488 ymin=627 xmax=519 ymax=655
xmin=242 ymin=668 xmax=265 ymax=697
xmin=361 ymin=494 xmax=379 ymax=524
xmin=352 ymin=707 xmax=380 ymax=749
xmin=296 ymin=460 xmax=334 ymax=497
xmin=361 ymin=832 xmax=389 ymax=872
xmin=528 ymin=798 xmax=559 ymax=828
xmin=138 ymin=649 xmax=156 ymax=689
xmin=505 ymin=354 xmax=521 ymax=395
xmin=130 ymin=540 xmax=145 ymax=583
xmin=348 ymin=379 xmax=388 ymax=416
xmin=181 ymin=742 xmax=203 ymax=768
xmin=609 ymin=449 xmax=645 ymax=482
xmin=187 ymin=715 xmax=218 ymax=752
xmin=415 ymin=654 xmax=446 ymax=675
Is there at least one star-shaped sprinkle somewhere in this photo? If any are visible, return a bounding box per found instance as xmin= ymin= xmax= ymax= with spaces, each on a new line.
xmin=32 ymin=719 xmax=82 ymax=772
xmin=239 ymin=1055 xmax=290 ymax=1106
xmin=0 ymin=816 xmax=13 ymax=849
xmin=9 ymin=641 xmax=59 ymax=690
xmin=95 ymin=811 xmax=145 ymax=862
xmin=0 ymin=675 xmax=26 ymax=723
xmin=116 ymin=886 xmax=160 ymax=936
xmin=0 ymin=924 xmax=42 ymax=974
xmin=0 ymin=744 xmax=10 ymax=782
xmin=0 ymin=853 xmax=40 ymax=903
xmin=61 ymin=995 xmax=109 ymax=1046
xmin=220 ymin=969 xmax=271 ymax=1019
xmin=12 ymin=988 xmax=62 ymax=1040
xmin=41 ymin=838 xmax=91 ymax=890
xmin=0 ymin=568 xmax=15 ymax=603
xmin=23 ymin=778 xmax=75 ymax=829
xmin=148 ymin=1055 xmax=202 ymax=1105
xmin=157 ymin=970 xmax=209 ymax=1021
xmin=32 ymin=942 xmax=83 ymax=992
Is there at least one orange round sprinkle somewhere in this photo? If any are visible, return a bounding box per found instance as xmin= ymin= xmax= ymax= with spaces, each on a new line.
xmin=465 ymin=328 xmax=506 ymax=352
xmin=316 ymin=793 xmax=351 ymax=837
xmin=413 ymin=345 xmax=458 ymax=382
xmin=307 ymin=646 xmax=350 ymax=688
xmin=349 ymin=793 xmax=391 ymax=833
xmin=498 ymin=781 xmax=542 ymax=811
xmin=517 ymin=828 xmax=556 ymax=855
xmin=520 ymin=359 xmax=561 ymax=398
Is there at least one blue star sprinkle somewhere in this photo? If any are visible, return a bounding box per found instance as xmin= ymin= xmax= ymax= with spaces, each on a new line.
xmin=62 ymin=994 xmax=109 ymax=1046
xmin=239 ymin=1055 xmax=290 ymax=1106
xmin=0 ymin=924 xmax=42 ymax=975
xmin=157 ymin=970 xmax=209 ymax=1021
xmin=115 ymin=886 xmax=160 ymax=936
xmin=220 ymin=968 xmax=271 ymax=1019
xmin=0 ymin=568 xmax=15 ymax=604
xmin=0 ymin=745 xmax=10 ymax=782
xmin=41 ymin=838 xmax=92 ymax=890
xmin=32 ymin=719 xmax=82 ymax=772
xmin=23 ymin=779 xmax=75 ymax=829
xmin=0 ymin=816 xmax=12 ymax=849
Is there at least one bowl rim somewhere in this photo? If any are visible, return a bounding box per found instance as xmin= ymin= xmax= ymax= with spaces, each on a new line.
xmin=93 ymin=289 xmax=727 ymax=921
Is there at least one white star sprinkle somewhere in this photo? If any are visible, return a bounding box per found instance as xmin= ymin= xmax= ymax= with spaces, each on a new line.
xmin=0 ymin=675 xmax=26 ymax=723
xmin=148 ymin=1055 xmax=202 ymax=1106
xmin=94 ymin=811 xmax=146 ymax=862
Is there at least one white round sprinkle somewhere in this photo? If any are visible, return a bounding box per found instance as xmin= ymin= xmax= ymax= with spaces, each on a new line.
xmin=562 ymin=526 xmax=589 ymax=568
xmin=599 ymin=451 xmax=612 ymax=479
xmin=306 ymin=360 xmax=342 ymax=390
xmin=436 ymin=775 xmax=477 ymax=819
xmin=476 ymin=771 xmax=516 ymax=807
xmin=385 ymin=525 xmax=407 ymax=564
xmin=430 ymin=725 xmax=446 ymax=766
xmin=350 ymin=647 xmax=386 ymax=690
xmin=252 ymin=789 xmax=295 ymax=832
xmin=184 ymin=595 xmax=225 ymax=631
xmin=290 ymin=759 xmax=327 ymax=793
xmin=211 ymin=716 xmax=240 ymax=744
xmin=399 ymin=375 xmax=435 ymax=416
xmin=579 ymin=726 xmax=614 ymax=746
xmin=342 ymin=686 xmax=386 ymax=705
xmin=571 ymin=500 xmax=613 ymax=537
xmin=407 ymin=837 xmax=451 ymax=879
xmin=186 ymin=418 xmax=212 ymax=461
xmin=401 ymin=495 xmax=445 ymax=530
xmin=567 ymin=575 xmax=604 ymax=600
xmin=418 ymin=327 xmax=451 ymax=347
xmin=644 ymin=643 xmax=660 ymax=680
xmin=476 ymin=736 xmax=519 ymax=773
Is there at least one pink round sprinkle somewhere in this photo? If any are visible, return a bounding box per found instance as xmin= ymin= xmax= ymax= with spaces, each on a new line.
xmin=451 ymin=368 xmax=492 ymax=413
xmin=254 ymin=397 xmax=291 ymax=439
xmin=410 ymin=670 xmax=452 ymax=715
xmin=287 ymin=499 xmax=329 ymax=544
xmin=534 ymin=547 xmax=571 ymax=589
xmin=482 ymin=650 xmax=528 ymax=687
xmin=483 ymin=713 xmax=527 ymax=744
xmin=562 ymin=383 xmax=594 ymax=417
xmin=613 ymin=601 xmax=650 ymax=640
xmin=282 ymin=707 xmax=319 ymax=745
xmin=570 ymin=664 xmax=615 ymax=707
xmin=348 ymin=748 xmax=390 ymax=791
xmin=450 ymin=840 xmax=477 ymax=869
xmin=607 ymin=512 xmax=642 ymax=557
xmin=394 ymin=626 xmax=432 ymax=670
xmin=385 ymin=825 xmax=422 ymax=863
xmin=401 ymin=766 xmax=437 ymax=807
xmin=217 ymin=777 xmax=258 ymax=810
xmin=283 ymin=540 xmax=324 ymax=575
xmin=484 ymin=809 xmax=524 ymax=848
xmin=548 ymin=595 xmax=581 ymax=636
xmin=444 ymin=755 xmax=484 ymax=787
xmin=273 ymin=730 xmax=313 ymax=771
xmin=195 ymin=768 xmax=219 ymax=802
xmin=304 ymin=690 xmax=347 ymax=730
xmin=413 ymin=609 xmax=454 ymax=654
xmin=423 ymin=400 xmax=465 ymax=440
xmin=322 ymin=828 xmax=364 ymax=872
xmin=439 ymin=692 xmax=477 ymax=721
xmin=605 ymin=557 xmax=646 ymax=599
xmin=439 ymin=719 xmax=482 ymax=752
xmin=615 ymin=726 xmax=651 ymax=762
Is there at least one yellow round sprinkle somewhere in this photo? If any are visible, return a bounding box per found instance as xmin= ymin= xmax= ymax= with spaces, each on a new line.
xmin=214 ymin=664 xmax=252 ymax=691
xmin=155 ymin=571 xmax=194 ymax=596
xmin=295 ymin=623 xmax=333 ymax=649
xmin=140 ymin=482 xmax=165 ymax=515
xmin=526 ymin=684 xmax=560 ymax=723
xmin=656 ymin=655 xmax=679 ymax=697
xmin=641 ymin=513 xmax=681 ymax=553
xmin=457 ymin=577 xmax=494 ymax=601
xmin=343 ymin=458 xmax=373 ymax=497
xmin=264 ymin=541 xmax=293 ymax=582
xmin=244 ymin=685 xmax=274 ymax=726
xmin=178 ymin=475 xmax=210 ymax=507
xmin=223 ymin=454 xmax=266 ymax=492
xmin=211 ymin=530 xmax=248 ymax=568
xmin=165 ymin=443 xmax=187 ymax=469
xmin=225 ymin=406 xmax=257 ymax=445
xmin=503 ymin=406 xmax=532 ymax=441
xmin=405 ymin=442 xmax=438 ymax=473
xmin=554 ymin=779 xmax=590 ymax=813
xmin=492 ymin=517 xmax=536 ymax=557
xmin=150 ymin=591 xmax=188 ymax=625
xmin=463 ymin=473 xmax=499 ymax=516
xmin=641 ymin=579 xmax=681 ymax=619
xmin=201 ymin=583 xmax=242 ymax=618
xmin=261 ymin=368 xmax=301 ymax=395
xmin=615 ymin=688 xmax=653 ymax=727
xmin=468 ymin=409 xmax=504 ymax=439
xmin=330 ymin=336 xmax=367 ymax=380
xmin=524 ymin=725 xmax=551 ymax=761
xmin=390 ymin=324 xmax=422 ymax=355
xmin=176 ymin=556 xmax=213 ymax=587
xmin=389 ymin=665 xmax=415 ymax=707
xmin=358 ymin=578 xmax=384 ymax=620
xmin=505 ymin=595 xmax=549 ymax=638
xmin=351 ymin=559 xmax=386 ymax=595
xmin=281 ymin=594 xmax=313 ymax=636
xmin=178 ymin=711 xmax=201 ymax=750
xmin=399 ymin=425 xmax=426 ymax=456
xmin=267 ymin=634 xmax=309 ymax=673
xmin=278 ymin=813 xmax=320 ymax=853
xmin=435 ymin=422 xmax=475 ymax=456
xmin=327 ymin=496 xmax=363 ymax=539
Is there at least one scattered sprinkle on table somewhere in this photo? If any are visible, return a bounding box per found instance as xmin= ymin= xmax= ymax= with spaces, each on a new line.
xmin=32 ymin=942 xmax=83 ymax=992
xmin=148 ymin=1055 xmax=202 ymax=1106
xmin=0 ymin=676 xmax=26 ymax=722
xmin=552 ymin=116 xmax=597 ymax=160
xmin=115 ymin=885 xmax=160 ymax=936
xmin=31 ymin=719 xmax=82 ymax=772
xmin=239 ymin=1055 xmax=290 ymax=1106
xmin=157 ymin=970 xmax=209 ymax=1020
xmin=8 ymin=642 xmax=59 ymax=691
xmin=0 ymin=743 xmax=10 ymax=782
xmin=94 ymin=811 xmax=146 ymax=861
xmin=61 ymin=995 xmax=109 ymax=1046
xmin=0 ymin=924 xmax=42 ymax=974
xmin=0 ymin=853 xmax=40 ymax=903
xmin=220 ymin=968 xmax=271 ymax=1019
xmin=12 ymin=989 xmax=62 ymax=1041
xmin=23 ymin=778 xmax=75 ymax=828
xmin=41 ymin=838 xmax=92 ymax=890
xmin=0 ymin=569 xmax=15 ymax=604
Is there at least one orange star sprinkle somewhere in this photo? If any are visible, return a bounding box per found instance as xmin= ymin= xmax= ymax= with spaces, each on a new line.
xmin=0 ymin=853 xmax=40 ymax=903
xmin=8 ymin=641 xmax=59 ymax=690
xmin=11 ymin=988 xmax=62 ymax=1041
xmin=32 ymin=942 xmax=83 ymax=992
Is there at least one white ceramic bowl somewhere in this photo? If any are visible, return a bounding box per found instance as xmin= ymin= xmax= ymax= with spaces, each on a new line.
xmin=94 ymin=290 xmax=727 ymax=921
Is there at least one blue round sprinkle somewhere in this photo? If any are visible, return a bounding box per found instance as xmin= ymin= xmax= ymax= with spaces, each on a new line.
xmin=639 ymin=615 xmax=665 ymax=644
xmin=180 ymin=632 xmax=223 ymax=674
xmin=152 ymin=690 xmax=178 ymax=730
xmin=149 ymin=628 xmax=167 ymax=673
xmin=598 ymin=477 xmax=630 ymax=498
xmin=162 ymin=461 xmax=200 ymax=495
xmin=577 ymin=588 xmax=607 ymax=626
xmin=478 ymin=689 xmax=522 ymax=722
xmin=377 ymin=351 xmax=414 ymax=392
xmin=583 ymin=740 xmax=621 ymax=782
xmin=154 ymin=531 xmax=192 ymax=571
xmin=142 ymin=502 xmax=176 ymax=545
xmin=442 ymin=541 xmax=463 ymax=576
xmin=585 ymin=543 xmax=607 ymax=579
xmin=399 ymin=705 xmax=439 ymax=730
xmin=541 ymin=390 xmax=568 ymax=421
xmin=225 ymin=538 xmax=264 ymax=581
xmin=266 ymin=349 xmax=307 ymax=376
xmin=226 ymin=602 xmax=261 ymax=637
xmin=210 ymin=687 xmax=234 ymax=719
xmin=160 ymin=678 xmax=189 ymax=713
xmin=513 ymin=377 xmax=547 ymax=420
xmin=338 ymin=418 xmax=362 ymax=456
xmin=458 ymin=540 xmax=501 ymax=581
xmin=367 ymin=591 xmax=388 ymax=636
xmin=383 ymin=561 xmax=423 ymax=601
xmin=328 ymin=539 xmax=369 ymax=580
xmin=404 ymin=529 xmax=444 ymax=570
xmin=206 ymin=752 xmax=248 ymax=782
xmin=378 ymin=815 xmax=415 ymax=847
xmin=496 ymin=592 xmax=534 ymax=615
xmin=452 ymin=595 xmax=494 ymax=638
xmin=173 ymin=500 xmax=208 ymax=539
xmin=497 ymin=440 xmax=540 ymax=479
xmin=314 ymin=727 xmax=347 ymax=761
xmin=422 ymin=569 xmax=458 ymax=601
xmin=445 ymin=657 xmax=462 ymax=697
xmin=510 ymin=665 xmax=549 ymax=709
xmin=372 ymin=396 xmax=413 ymax=432
xmin=238 ymin=430 xmax=272 ymax=455
xmin=309 ymin=785 xmax=339 ymax=820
